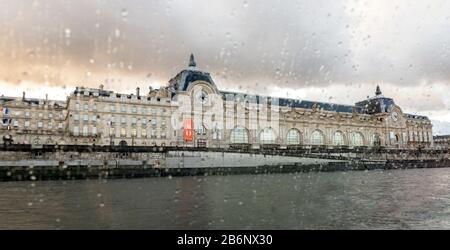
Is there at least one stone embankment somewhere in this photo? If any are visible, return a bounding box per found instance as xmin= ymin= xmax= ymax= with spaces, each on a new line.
xmin=0 ymin=144 xmax=448 ymax=181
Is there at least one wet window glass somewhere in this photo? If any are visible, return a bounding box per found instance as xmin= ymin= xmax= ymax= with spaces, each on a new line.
xmin=1 ymin=0 xmax=450 ymax=233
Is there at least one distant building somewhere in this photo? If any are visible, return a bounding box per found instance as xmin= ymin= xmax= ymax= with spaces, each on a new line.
xmin=433 ymin=135 xmax=450 ymax=150
xmin=0 ymin=92 xmax=67 ymax=145
xmin=1 ymin=54 xmax=434 ymax=149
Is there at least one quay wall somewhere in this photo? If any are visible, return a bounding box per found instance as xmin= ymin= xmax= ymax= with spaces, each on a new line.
xmin=1 ymin=145 xmax=449 ymax=181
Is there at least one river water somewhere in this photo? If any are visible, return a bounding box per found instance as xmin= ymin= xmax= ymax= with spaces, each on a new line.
xmin=1 ymin=168 xmax=450 ymax=229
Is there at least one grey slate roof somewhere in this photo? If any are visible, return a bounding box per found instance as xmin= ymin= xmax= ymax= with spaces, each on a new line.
xmin=220 ymin=91 xmax=364 ymax=113
xmin=0 ymin=96 xmax=65 ymax=107
xmin=354 ymin=97 xmax=396 ymax=114
xmin=169 ymin=69 xmax=218 ymax=93
xmin=404 ymin=113 xmax=429 ymax=120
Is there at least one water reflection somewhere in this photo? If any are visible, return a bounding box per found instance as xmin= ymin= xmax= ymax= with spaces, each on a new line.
xmin=1 ymin=168 xmax=450 ymax=229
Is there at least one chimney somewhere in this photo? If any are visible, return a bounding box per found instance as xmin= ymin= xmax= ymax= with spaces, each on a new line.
xmin=188 ymin=53 xmax=196 ymax=68
xmin=22 ymin=91 xmax=25 ymax=100
xmin=45 ymin=94 xmax=48 ymax=102
xmin=136 ymin=87 xmax=140 ymax=97
xmin=375 ymin=85 xmax=382 ymax=96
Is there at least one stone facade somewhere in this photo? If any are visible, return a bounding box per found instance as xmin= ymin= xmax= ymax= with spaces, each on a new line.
xmin=65 ymin=85 xmax=173 ymax=146
xmin=0 ymin=93 xmax=67 ymax=145
xmin=1 ymin=54 xmax=434 ymax=149
xmin=433 ymin=135 xmax=450 ymax=150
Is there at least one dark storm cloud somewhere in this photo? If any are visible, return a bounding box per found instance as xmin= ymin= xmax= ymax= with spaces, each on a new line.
xmin=1 ymin=0 xmax=450 ymax=93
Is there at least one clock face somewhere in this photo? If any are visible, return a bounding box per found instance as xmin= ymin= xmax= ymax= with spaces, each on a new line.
xmin=391 ymin=111 xmax=398 ymax=121
xmin=196 ymin=90 xmax=208 ymax=104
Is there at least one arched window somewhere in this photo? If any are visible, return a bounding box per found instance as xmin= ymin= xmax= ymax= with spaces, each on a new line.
xmin=260 ymin=127 xmax=276 ymax=144
xmin=332 ymin=131 xmax=345 ymax=145
xmin=311 ymin=130 xmax=324 ymax=145
xmin=230 ymin=126 xmax=249 ymax=144
xmin=352 ymin=132 xmax=364 ymax=146
xmin=286 ymin=129 xmax=301 ymax=145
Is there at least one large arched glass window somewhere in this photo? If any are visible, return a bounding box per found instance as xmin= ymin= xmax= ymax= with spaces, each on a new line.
xmin=332 ymin=131 xmax=345 ymax=145
xmin=230 ymin=126 xmax=249 ymax=144
xmin=311 ymin=130 xmax=324 ymax=145
xmin=352 ymin=132 xmax=364 ymax=146
xmin=260 ymin=127 xmax=276 ymax=144
xmin=286 ymin=129 xmax=301 ymax=145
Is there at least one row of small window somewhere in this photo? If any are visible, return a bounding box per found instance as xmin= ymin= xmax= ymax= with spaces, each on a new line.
xmin=109 ymin=104 xmax=166 ymax=115
xmin=109 ymin=116 xmax=166 ymax=127
xmin=74 ymin=103 xmax=97 ymax=111
xmin=108 ymin=127 xmax=167 ymax=138
xmin=72 ymin=126 xmax=168 ymax=138
xmin=74 ymin=102 xmax=169 ymax=115
xmin=73 ymin=114 xmax=98 ymax=122
xmin=72 ymin=126 xmax=97 ymax=136
xmin=10 ymin=111 xmax=63 ymax=119
xmin=13 ymin=120 xmax=64 ymax=129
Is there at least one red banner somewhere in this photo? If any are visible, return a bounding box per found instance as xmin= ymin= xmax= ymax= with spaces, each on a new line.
xmin=184 ymin=119 xmax=193 ymax=141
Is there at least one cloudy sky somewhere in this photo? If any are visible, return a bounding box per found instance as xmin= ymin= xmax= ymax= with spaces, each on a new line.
xmin=1 ymin=0 xmax=450 ymax=131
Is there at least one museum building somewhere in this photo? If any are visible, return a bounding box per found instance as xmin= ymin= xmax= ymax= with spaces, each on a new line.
xmin=1 ymin=54 xmax=434 ymax=149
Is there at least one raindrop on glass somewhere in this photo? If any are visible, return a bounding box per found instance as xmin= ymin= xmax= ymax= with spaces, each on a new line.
xmin=64 ymin=28 xmax=71 ymax=38
xmin=121 ymin=9 xmax=128 ymax=19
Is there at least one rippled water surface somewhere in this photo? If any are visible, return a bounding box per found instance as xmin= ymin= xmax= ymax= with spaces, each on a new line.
xmin=1 ymin=168 xmax=450 ymax=229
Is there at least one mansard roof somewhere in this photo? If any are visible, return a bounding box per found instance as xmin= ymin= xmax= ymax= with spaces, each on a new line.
xmin=355 ymin=97 xmax=396 ymax=114
xmin=168 ymin=68 xmax=218 ymax=93
xmin=0 ymin=96 xmax=65 ymax=108
xmin=404 ymin=113 xmax=430 ymax=120
xmin=168 ymin=54 xmax=219 ymax=94
xmin=72 ymin=87 xmax=112 ymax=97
xmin=71 ymin=86 xmax=171 ymax=101
xmin=220 ymin=91 xmax=365 ymax=114
xmin=434 ymin=134 xmax=450 ymax=139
